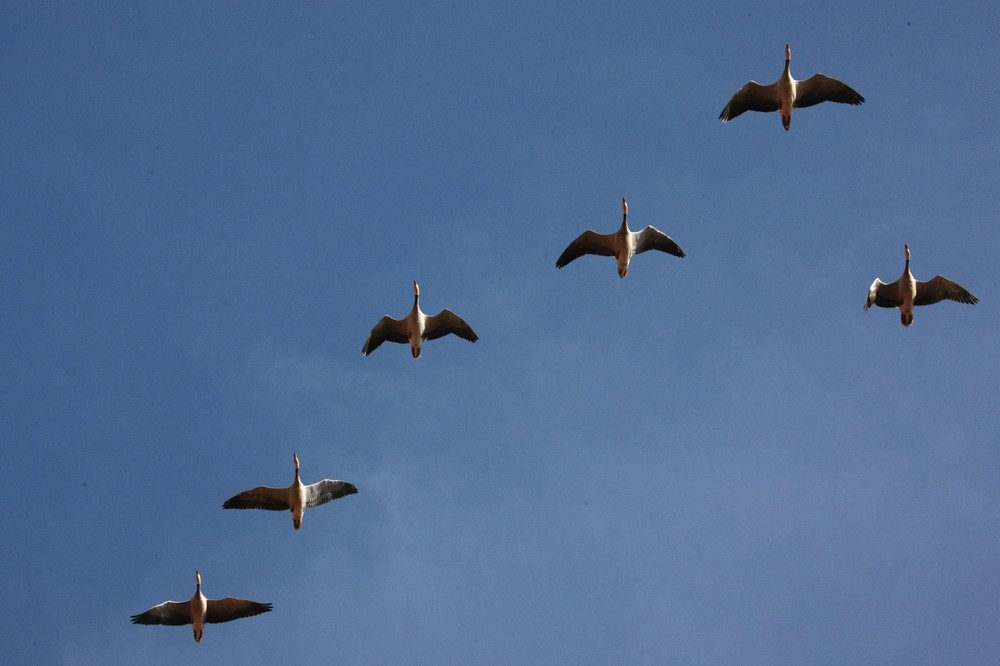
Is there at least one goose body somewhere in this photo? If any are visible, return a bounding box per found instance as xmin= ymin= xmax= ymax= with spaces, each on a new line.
xmin=223 ymin=453 xmax=358 ymax=530
xmin=720 ymin=44 xmax=864 ymax=130
xmin=362 ymin=281 xmax=478 ymax=358
xmin=864 ymin=245 xmax=978 ymax=326
xmin=130 ymin=571 xmax=271 ymax=643
xmin=555 ymin=197 xmax=684 ymax=278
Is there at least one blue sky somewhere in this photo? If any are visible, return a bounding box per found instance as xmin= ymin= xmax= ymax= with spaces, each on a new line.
xmin=2 ymin=2 xmax=999 ymax=663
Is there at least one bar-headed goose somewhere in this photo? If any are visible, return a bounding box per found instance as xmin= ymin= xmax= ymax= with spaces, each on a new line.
xmin=865 ymin=244 xmax=978 ymax=326
xmin=362 ymin=280 xmax=478 ymax=358
xmin=555 ymin=197 xmax=684 ymax=278
xmin=720 ymin=44 xmax=864 ymax=130
xmin=223 ymin=453 xmax=358 ymax=530
xmin=130 ymin=571 xmax=271 ymax=643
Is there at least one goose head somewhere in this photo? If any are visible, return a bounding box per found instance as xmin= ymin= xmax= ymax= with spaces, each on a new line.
xmin=785 ymin=43 xmax=791 ymax=63
xmin=293 ymin=452 xmax=300 ymax=477
xmin=195 ymin=570 xmax=202 ymax=589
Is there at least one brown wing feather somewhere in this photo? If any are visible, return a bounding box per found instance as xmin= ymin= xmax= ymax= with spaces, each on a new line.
xmin=305 ymin=480 xmax=359 ymax=508
xmin=362 ymin=315 xmax=409 ymax=356
xmin=204 ymin=598 xmax=272 ymax=624
xmin=794 ymin=74 xmax=864 ymax=108
xmin=635 ymin=226 xmax=685 ymax=258
xmin=131 ymin=600 xmax=192 ymax=626
xmin=424 ymin=309 xmax=478 ymax=343
xmin=869 ymin=279 xmax=903 ymax=309
xmin=720 ymin=81 xmax=780 ymax=122
xmin=222 ymin=486 xmax=289 ymax=511
xmin=555 ymin=230 xmax=616 ymax=268
xmin=914 ymin=276 xmax=978 ymax=307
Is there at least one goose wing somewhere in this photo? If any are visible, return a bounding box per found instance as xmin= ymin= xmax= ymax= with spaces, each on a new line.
xmin=555 ymin=230 xmax=617 ymax=268
xmin=794 ymin=74 xmax=864 ymax=108
xmin=865 ymin=278 xmax=902 ymax=310
xmin=424 ymin=309 xmax=478 ymax=343
xmin=204 ymin=598 xmax=273 ymax=624
xmin=719 ymin=81 xmax=780 ymax=122
xmin=865 ymin=278 xmax=903 ymax=310
xmin=362 ymin=315 xmax=409 ymax=356
xmin=131 ymin=600 xmax=192 ymax=626
xmin=914 ymin=276 xmax=978 ymax=307
xmin=222 ymin=486 xmax=290 ymax=511
xmin=305 ymin=479 xmax=359 ymax=508
xmin=635 ymin=226 xmax=685 ymax=258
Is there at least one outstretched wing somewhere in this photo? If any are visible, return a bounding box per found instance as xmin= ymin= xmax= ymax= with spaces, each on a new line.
xmin=205 ymin=598 xmax=273 ymax=624
xmin=131 ymin=600 xmax=191 ymax=626
xmin=305 ymin=479 xmax=359 ymax=508
xmin=635 ymin=226 xmax=685 ymax=258
xmin=914 ymin=276 xmax=978 ymax=307
xmin=555 ymin=230 xmax=616 ymax=268
xmin=222 ymin=486 xmax=289 ymax=511
xmin=424 ymin=309 xmax=478 ymax=343
xmin=362 ymin=315 xmax=409 ymax=356
xmin=865 ymin=278 xmax=901 ymax=310
xmin=794 ymin=74 xmax=864 ymax=108
xmin=719 ymin=81 xmax=780 ymax=122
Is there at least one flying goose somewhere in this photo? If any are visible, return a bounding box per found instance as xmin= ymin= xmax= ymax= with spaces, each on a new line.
xmin=555 ymin=197 xmax=684 ymax=278
xmin=720 ymin=44 xmax=864 ymax=130
xmin=362 ymin=280 xmax=478 ymax=358
xmin=864 ymin=244 xmax=978 ymax=326
xmin=223 ymin=453 xmax=358 ymax=530
xmin=130 ymin=571 xmax=271 ymax=643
